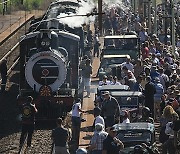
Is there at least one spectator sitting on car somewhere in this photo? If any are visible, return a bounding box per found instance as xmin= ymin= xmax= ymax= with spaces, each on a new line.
xmin=99 ymin=75 xmax=111 ymax=86
xmin=121 ymin=110 xmax=130 ymax=124
xmin=122 ymin=66 xmax=136 ymax=81
xmin=121 ymin=57 xmax=134 ymax=73
xmin=138 ymin=107 xmax=154 ymax=124
xmin=110 ymin=76 xmax=121 ymax=85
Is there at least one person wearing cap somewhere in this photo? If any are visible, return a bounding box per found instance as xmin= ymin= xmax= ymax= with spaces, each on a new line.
xmin=101 ymin=91 xmax=120 ymax=128
xmin=102 ymin=126 xmax=124 ymax=154
xmin=19 ymin=96 xmax=38 ymax=147
xmin=51 ymin=118 xmax=70 ymax=154
xmin=88 ymin=123 xmax=108 ymax=154
xmin=71 ymin=98 xmax=86 ymax=141
xmin=144 ymin=76 xmax=156 ymax=119
xmin=154 ymin=77 xmax=164 ymax=120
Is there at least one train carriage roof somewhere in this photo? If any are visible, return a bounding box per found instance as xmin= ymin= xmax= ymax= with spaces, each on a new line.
xmin=97 ymin=85 xmax=130 ymax=92
xmin=113 ymin=122 xmax=154 ymax=132
xmin=20 ymin=29 xmax=80 ymax=42
xmin=104 ymin=35 xmax=138 ymax=39
xmin=111 ymin=91 xmax=143 ymax=97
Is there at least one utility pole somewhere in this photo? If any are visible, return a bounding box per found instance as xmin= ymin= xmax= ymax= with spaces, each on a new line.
xmin=153 ymin=0 xmax=157 ymax=35
xmin=170 ymin=0 xmax=176 ymax=57
xmin=148 ymin=0 xmax=151 ymax=34
xmin=98 ymin=0 xmax=102 ymax=35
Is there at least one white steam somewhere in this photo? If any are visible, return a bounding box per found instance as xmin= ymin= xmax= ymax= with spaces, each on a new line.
xmin=102 ymin=0 xmax=131 ymax=13
xmin=57 ymin=0 xmax=95 ymax=28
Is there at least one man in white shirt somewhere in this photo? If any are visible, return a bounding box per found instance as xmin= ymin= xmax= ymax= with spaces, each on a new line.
xmin=71 ymin=98 xmax=86 ymax=141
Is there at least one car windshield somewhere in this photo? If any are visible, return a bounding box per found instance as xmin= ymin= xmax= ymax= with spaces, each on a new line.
xmin=101 ymin=57 xmax=126 ymax=67
xmin=117 ymin=130 xmax=151 ymax=144
xmin=116 ymin=96 xmax=138 ymax=107
xmin=104 ymin=38 xmax=138 ymax=49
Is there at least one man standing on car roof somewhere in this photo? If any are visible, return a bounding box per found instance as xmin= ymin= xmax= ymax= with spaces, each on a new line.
xmin=19 ymin=96 xmax=38 ymax=147
xmin=101 ymin=91 xmax=120 ymax=128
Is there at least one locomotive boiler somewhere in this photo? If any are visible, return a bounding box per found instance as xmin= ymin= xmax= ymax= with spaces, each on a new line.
xmin=18 ymin=29 xmax=82 ymax=120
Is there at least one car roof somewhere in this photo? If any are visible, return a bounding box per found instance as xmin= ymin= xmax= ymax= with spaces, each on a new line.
xmin=103 ymin=54 xmax=130 ymax=58
xmin=111 ymin=91 xmax=143 ymax=97
xmin=113 ymin=122 xmax=154 ymax=132
xmin=104 ymin=35 xmax=138 ymax=39
xmin=98 ymin=85 xmax=129 ymax=91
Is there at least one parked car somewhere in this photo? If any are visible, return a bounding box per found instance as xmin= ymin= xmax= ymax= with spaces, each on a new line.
xmin=101 ymin=35 xmax=140 ymax=60
xmin=113 ymin=122 xmax=158 ymax=154
xmin=111 ymin=91 xmax=144 ymax=122
xmin=94 ymin=85 xmax=129 ymax=107
xmin=98 ymin=54 xmax=130 ymax=80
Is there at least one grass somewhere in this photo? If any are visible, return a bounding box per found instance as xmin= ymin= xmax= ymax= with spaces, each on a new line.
xmin=0 ymin=0 xmax=43 ymax=13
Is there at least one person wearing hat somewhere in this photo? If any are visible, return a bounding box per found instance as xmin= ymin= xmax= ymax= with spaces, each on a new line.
xmin=88 ymin=123 xmax=108 ymax=154
xmin=154 ymin=77 xmax=164 ymax=120
xmin=101 ymin=91 xmax=120 ymax=128
xmin=102 ymin=126 xmax=124 ymax=154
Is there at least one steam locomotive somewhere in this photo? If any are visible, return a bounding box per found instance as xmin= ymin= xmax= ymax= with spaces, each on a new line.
xmin=17 ymin=0 xmax=91 ymax=120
